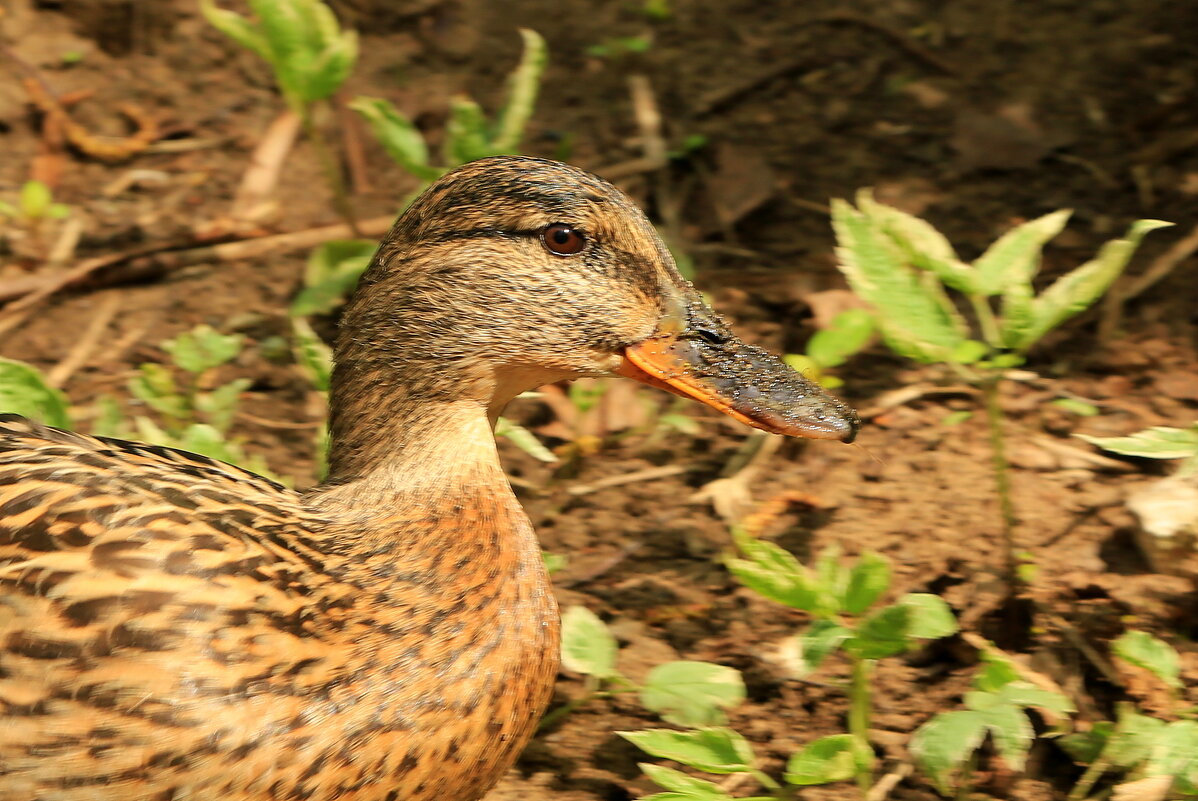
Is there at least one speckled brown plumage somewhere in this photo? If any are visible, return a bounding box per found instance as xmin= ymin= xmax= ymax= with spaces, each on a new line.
xmin=0 ymin=157 xmax=857 ymax=801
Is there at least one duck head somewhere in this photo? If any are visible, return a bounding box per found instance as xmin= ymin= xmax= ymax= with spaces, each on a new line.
xmin=328 ymin=156 xmax=858 ymax=479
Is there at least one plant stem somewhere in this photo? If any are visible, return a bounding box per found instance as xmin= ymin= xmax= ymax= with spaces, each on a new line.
xmin=537 ymin=675 xmax=601 ymax=731
xmin=750 ymin=769 xmax=782 ymax=792
xmin=980 ymin=372 xmax=1019 ymax=584
xmin=301 ymin=105 xmax=361 ymax=237
xmin=1068 ymin=752 xmax=1110 ymax=801
xmin=969 ymin=294 xmax=1004 ymax=350
xmin=849 ymin=657 xmax=874 ymax=795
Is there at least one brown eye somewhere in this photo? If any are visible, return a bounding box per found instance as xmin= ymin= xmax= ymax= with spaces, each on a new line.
xmin=541 ymin=223 xmax=586 ymax=255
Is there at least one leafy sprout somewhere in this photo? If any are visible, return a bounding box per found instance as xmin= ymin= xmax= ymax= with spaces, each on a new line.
xmin=831 ymin=194 xmax=1170 ymax=580
xmin=351 ymin=29 xmax=548 ymax=187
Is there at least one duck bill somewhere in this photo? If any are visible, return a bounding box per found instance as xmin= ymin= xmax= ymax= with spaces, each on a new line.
xmin=617 ymin=331 xmax=860 ymax=443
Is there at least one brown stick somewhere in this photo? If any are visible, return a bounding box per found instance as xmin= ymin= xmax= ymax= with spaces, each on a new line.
xmin=0 ymin=216 xmax=395 ymax=318
xmin=46 ymin=293 xmax=121 ymax=388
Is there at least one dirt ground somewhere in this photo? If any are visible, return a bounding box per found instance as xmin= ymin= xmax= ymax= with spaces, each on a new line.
xmin=2 ymin=0 xmax=1197 ymax=799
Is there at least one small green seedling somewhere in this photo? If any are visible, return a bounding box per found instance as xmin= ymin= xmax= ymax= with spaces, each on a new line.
xmin=290 ymin=239 xmax=377 ymax=317
xmin=586 ymin=35 xmax=654 ymax=59
xmin=1078 ymin=423 xmax=1198 ymax=477
xmin=110 ymin=325 xmax=273 ymax=476
xmin=726 ymin=533 xmax=958 ymax=792
xmin=548 ymin=605 xmax=746 ymax=731
xmin=832 ymin=194 xmax=1170 ymax=579
xmin=620 ymin=727 xmax=778 ymax=801
xmin=0 ymin=180 xmax=70 ymax=224
xmin=351 ymin=29 xmax=547 ymax=188
xmin=0 ymin=180 xmax=72 ymax=261
xmin=0 ymin=358 xmax=71 ymax=428
xmin=784 ymin=308 xmax=875 ymax=389
xmin=909 ymin=650 xmax=1074 ymax=795
xmin=201 ymin=0 xmax=359 ymax=227
xmin=1062 ymin=631 xmax=1196 ymax=800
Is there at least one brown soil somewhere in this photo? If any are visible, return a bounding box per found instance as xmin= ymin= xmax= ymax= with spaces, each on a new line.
xmin=2 ymin=1 xmax=1197 ymax=799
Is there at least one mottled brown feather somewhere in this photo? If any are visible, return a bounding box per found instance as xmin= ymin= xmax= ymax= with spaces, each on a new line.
xmin=0 ymin=156 xmax=852 ymax=801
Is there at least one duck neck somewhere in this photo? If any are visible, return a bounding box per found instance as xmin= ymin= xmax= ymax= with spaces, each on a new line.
xmin=316 ymin=389 xmax=507 ymax=514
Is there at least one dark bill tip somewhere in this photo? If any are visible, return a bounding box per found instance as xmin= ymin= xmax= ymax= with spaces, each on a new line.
xmin=618 ymin=333 xmax=861 ymax=443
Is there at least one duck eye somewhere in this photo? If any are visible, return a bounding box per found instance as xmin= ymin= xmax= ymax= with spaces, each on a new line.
xmin=541 ymin=223 xmax=586 ymax=255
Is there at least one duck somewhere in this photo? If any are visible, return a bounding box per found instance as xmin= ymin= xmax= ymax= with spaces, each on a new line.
xmin=0 ymin=156 xmax=859 ymax=801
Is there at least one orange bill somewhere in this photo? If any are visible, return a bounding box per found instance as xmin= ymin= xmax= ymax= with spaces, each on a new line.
xmin=618 ymin=330 xmax=860 ymax=443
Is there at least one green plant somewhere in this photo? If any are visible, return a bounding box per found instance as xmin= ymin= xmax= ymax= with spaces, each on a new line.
xmin=1061 ymin=631 xmax=1197 ymax=799
xmin=201 ymin=0 xmax=359 ymax=229
xmin=0 ymin=180 xmax=70 ymax=225
xmin=0 ymin=180 xmax=72 ymax=260
xmin=545 ymin=606 xmax=746 ymax=732
xmin=290 ymin=239 xmax=376 ymax=316
xmin=620 ymin=727 xmax=778 ymax=801
xmin=350 ymin=29 xmax=547 ymax=188
xmin=107 ymin=325 xmax=272 ymax=475
xmin=0 ymin=358 xmax=71 ymax=428
xmin=784 ymin=309 xmax=875 ymax=390
xmin=619 ymin=539 xmax=958 ymax=799
xmin=725 ymin=533 xmax=958 ymax=792
xmin=831 ymin=193 xmax=1169 ymax=579
xmin=1078 ymin=423 xmax=1198 ymax=477
xmin=586 ymin=34 xmax=654 ymax=59
xmin=910 ymin=650 xmax=1074 ymax=794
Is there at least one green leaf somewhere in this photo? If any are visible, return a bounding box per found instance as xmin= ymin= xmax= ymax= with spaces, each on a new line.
xmin=1078 ymin=427 xmax=1198 ymax=462
xmin=850 ymin=593 xmax=956 ymax=659
xmin=199 ymin=0 xmax=270 ymax=61
xmin=640 ymin=661 xmax=746 ymax=726
xmin=495 ymin=416 xmax=558 ymax=463
xmin=1059 ymin=721 xmax=1115 ymax=764
xmin=491 ymin=28 xmax=548 ymax=153
xmin=1050 ymin=398 xmax=1100 ymax=417
xmin=195 ymin=378 xmax=251 ymax=433
xmin=639 ymin=764 xmax=731 ymax=800
xmin=291 ymin=317 xmax=333 ymax=392
xmin=0 ymin=358 xmax=71 ymax=428
xmin=855 ymin=191 xmax=976 ymax=294
xmin=444 ymin=95 xmax=493 ymax=166
xmin=162 ymin=325 xmax=243 ymax=374
xmin=909 ymin=710 xmax=989 ymax=795
xmin=979 ymin=703 xmax=1034 ymax=771
xmin=796 ymin=620 xmax=851 ymax=675
xmin=726 ymin=530 xmax=830 ymax=615
xmin=1107 ymin=706 xmax=1167 ymax=769
xmin=1008 ymin=219 xmax=1172 ymax=352
xmin=974 ymin=209 xmax=1073 ymax=296
xmin=806 ymin=309 xmax=875 ymax=370
xmin=1113 ymin=630 xmax=1182 ymax=689
xmin=349 ymin=97 xmax=444 ymax=182
xmin=840 ymin=550 xmax=890 ymax=614
xmin=831 ymin=199 xmax=965 ymax=364
xmin=91 ymin=394 xmax=129 ymax=439
xmin=815 ymin=545 xmax=845 ymax=600
xmin=18 ymin=180 xmax=53 ymax=220
xmin=560 ymin=605 xmax=618 ymax=679
xmin=949 ymin=339 xmax=988 ymax=365
xmin=897 ymin=593 xmax=959 ymax=639
xmin=542 ymin=551 xmax=567 ymax=574
xmin=128 ymin=363 xmax=186 ymax=420
xmin=784 ymin=734 xmax=860 ymax=785
xmin=1147 ymin=721 xmax=1198 ymax=778
xmin=848 ymin=603 xmax=911 ymax=659
xmin=973 ymin=652 xmax=1021 ymax=692
xmin=619 ymin=728 xmax=757 ymax=774
xmin=994 ymin=682 xmax=1075 ymax=715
